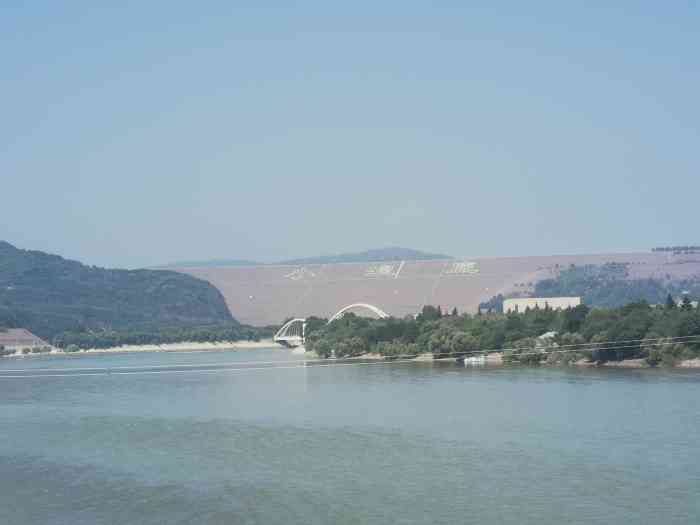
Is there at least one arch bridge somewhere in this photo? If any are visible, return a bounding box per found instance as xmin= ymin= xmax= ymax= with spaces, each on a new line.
xmin=273 ymin=303 xmax=390 ymax=347
xmin=273 ymin=318 xmax=306 ymax=348
xmin=327 ymin=303 xmax=389 ymax=323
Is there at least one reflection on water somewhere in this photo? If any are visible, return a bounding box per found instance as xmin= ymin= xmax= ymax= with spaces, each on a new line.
xmin=1 ymin=349 xmax=699 ymax=524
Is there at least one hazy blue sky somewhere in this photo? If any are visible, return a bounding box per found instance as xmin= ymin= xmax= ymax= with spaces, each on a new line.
xmin=2 ymin=1 xmax=698 ymax=268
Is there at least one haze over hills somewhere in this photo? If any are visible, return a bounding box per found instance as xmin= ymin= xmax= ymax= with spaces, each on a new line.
xmin=279 ymin=247 xmax=452 ymax=266
xmin=158 ymin=247 xmax=452 ymax=269
xmin=4 ymin=238 xmax=700 ymax=343
xmin=176 ymin=249 xmax=700 ymax=326
xmin=157 ymin=259 xmax=263 ymax=269
xmin=0 ymin=241 xmax=234 ymax=341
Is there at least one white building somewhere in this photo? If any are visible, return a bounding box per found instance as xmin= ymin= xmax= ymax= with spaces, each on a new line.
xmin=503 ymin=297 xmax=581 ymax=313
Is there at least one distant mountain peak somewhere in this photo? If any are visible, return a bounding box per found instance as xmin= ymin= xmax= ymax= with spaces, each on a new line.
xmin=157 ymin=259 xmax=262 ymax=269
xmin=279 ymin=247 xmax=452 ymax=266
xmin=159 ymin=247 xmax=452 ymax=269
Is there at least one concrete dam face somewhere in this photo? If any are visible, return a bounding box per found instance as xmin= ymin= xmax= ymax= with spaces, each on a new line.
xmin=174 ymin=252 xmax=700 ymax=326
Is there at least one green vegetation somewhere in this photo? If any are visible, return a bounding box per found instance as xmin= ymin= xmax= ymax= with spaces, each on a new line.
xmin=18 ymin=346 xmax=53 ymax=355
xmin=305 ymin=302 xmax=700 ymax=367
xmin=52 ymin=323 xmax=275 ymax=350
xmin=0 ymin=241 xmax=247 ymax=345
xmin=478 ymin=294 xmax=505 ymax=314
xmin=534 ymin=263 xmax=700 ymax=309
xmin=478 ymin=263 xmax=700 ymax=313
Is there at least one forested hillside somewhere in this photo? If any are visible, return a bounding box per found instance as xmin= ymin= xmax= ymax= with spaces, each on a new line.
xmin=534 ymin=263 xmax=700 ymax=308
xmin=0 ymin=241 xmax=235 ymax=341
xmin=306 ymin=300 xmax=700 ymax=366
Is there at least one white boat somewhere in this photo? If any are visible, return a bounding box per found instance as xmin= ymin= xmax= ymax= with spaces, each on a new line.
xmin=459 ymin=355 xmax=487 ymax=366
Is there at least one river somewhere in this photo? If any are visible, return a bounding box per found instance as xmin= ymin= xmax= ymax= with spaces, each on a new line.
xmin=1 ymin=348 xmax=699 ymax=524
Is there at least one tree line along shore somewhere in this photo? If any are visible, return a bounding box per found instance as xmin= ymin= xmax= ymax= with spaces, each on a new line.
xmin=4 ymin=298 xmax=700 ymax=368
xmin=0 ymin=323 xmax=275 ymax=357
xmin=304 ymin=297 xmax=700 ymax=368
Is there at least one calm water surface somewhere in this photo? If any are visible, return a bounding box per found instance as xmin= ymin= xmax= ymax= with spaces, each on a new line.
xmin=1 ymin=348 xmax=699 ymax=524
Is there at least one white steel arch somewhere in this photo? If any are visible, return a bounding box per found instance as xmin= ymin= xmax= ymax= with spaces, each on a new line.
xmin=328 ymin=303 xmax=390 ymax=324
xmin=273 ymin=318 xmax=306 ymax=347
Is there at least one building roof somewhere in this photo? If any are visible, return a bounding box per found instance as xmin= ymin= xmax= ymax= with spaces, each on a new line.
xmin=0 ymin=328 xmax=49 ymax=348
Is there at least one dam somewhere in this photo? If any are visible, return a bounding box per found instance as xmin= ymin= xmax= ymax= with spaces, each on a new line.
xmin=174 ymin=251 xmax=700 ymax=326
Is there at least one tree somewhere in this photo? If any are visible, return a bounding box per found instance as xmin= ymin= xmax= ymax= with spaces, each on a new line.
xmin=680 ymin=295 xmax=693 ymax=311
xmin=0 ymin=241 xmax=234 ymax=342
xmin=451 ymin=307 xmax=458 ymax=317
xmin=503 ymin=337 xmax=545 ymax=365
xmin=0 ymin=344 xmax=12 ymax=357
xmin=666 ymin=293 xmax=677 ymax=310
xmin=303 ymin=316 xmax=327 ymax=338
xmin=562 ymin=304 xmax=590 ymax=333
xmin=312 ymin=339 xmax=333 ymax=358
xmin=504 ymin=312 xmax=527 ymax=343
xmin=418 ymin=305 xmax=441 ymax=322
xmin=306 ymin=298 xmax=700 ymax=364
xmin=427 ymin=326 xmax=454 ymax=356
xmin=449 ymin=332 xmax=478 ymax=355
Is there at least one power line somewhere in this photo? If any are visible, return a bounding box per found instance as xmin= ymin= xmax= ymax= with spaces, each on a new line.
xmin=0 ymin=359 xmax=417 ymax=379
xmin=2 ymin=334 xmax=699 ymax=374
xmin=1 ymin=335 xmax=699 ymax=379
xmin=362 ymin=335 xmax=700 ymax=362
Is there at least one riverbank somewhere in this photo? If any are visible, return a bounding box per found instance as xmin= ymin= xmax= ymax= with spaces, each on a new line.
xmin=5 ymin=344 xmax=700 ymax=368
xmin=3 ymin=339 xmax=282 ymax=357
xmin=406 ymin=352 xmax=700 ymax=368
xmin=572 ymin=357 xmax=700 ymax=368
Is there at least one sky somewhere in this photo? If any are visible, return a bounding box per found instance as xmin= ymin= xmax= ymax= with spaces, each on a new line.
xmin=1 ymin=1 xmax=699 ymax=268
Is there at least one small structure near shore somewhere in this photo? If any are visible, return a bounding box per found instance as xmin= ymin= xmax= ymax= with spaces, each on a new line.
xmin=0 ymin=328 xmax=51 ymax=354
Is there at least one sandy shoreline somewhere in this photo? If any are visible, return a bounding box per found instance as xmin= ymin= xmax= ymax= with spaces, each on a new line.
xmin=4 ymin=344 xmax=700 ymax=368
xmin=4 ymin=339 xmax=283 ymax=358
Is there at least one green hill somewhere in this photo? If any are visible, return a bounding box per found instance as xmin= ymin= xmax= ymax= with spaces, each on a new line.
xmin=534 ymin=264 xmax=700 ymax=308
xmin=158 ymin=247 xmax=451 ymax=269
xmin=0 ymin=241 xmax=234 ymax=341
